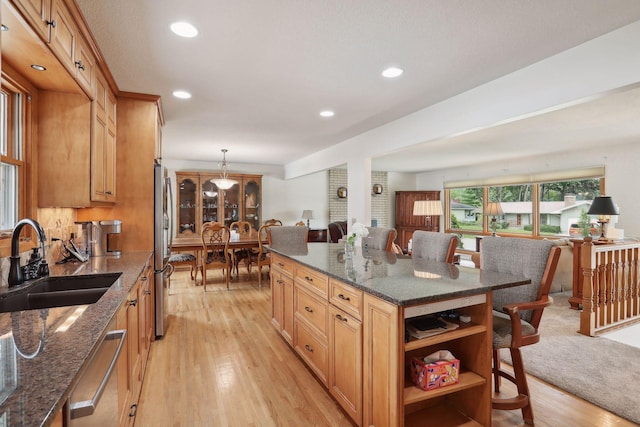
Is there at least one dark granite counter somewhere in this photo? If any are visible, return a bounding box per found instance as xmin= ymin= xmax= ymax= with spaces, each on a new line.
xmin=268 ymin=243 xmax=530 ymax=306
xmin=0 ymin=252 xmax=152 ymax=427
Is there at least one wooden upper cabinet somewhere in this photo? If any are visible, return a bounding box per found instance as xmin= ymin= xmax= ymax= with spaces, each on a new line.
xmin=92 ymin=70 xmax=117 ymax=202
xmin=10 ymin=0 xmax=96 ymax=98
xmin=9 ymin=0 xmax=52 ymax=42
xmin=73 ymin=33 xmax=96 ymax=96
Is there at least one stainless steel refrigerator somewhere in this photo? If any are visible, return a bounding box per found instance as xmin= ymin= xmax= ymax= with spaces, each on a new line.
xmin=154 ymin=161 xmax=173 ymax=337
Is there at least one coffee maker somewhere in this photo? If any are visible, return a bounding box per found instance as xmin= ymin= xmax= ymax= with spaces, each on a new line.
xmin=76 ymin=220 xmax=122 ymax=257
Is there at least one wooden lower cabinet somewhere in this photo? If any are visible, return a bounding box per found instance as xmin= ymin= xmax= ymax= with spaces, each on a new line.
xmin=273 ymin=256 xmax=494 ymax=427
xmin=117 ymin=261 xmax=154 ymax=426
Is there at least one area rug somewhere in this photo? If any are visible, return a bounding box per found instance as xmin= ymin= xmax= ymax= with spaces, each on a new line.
xmin=500 ymin=292 xmax=640 ymax=424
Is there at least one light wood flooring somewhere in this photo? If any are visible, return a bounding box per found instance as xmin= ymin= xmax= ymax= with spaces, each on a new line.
xmin=136 ymin=269 xmax=637 ymax=427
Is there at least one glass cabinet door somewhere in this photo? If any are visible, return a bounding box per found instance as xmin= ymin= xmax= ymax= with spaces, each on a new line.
xmin=222 ymin=183 xmax=240 ymax=227
xmin=177 ymin=176 xmax=197 ymax=236
xmin=244 ymin=179 xmax=260 ymax=230
xmin=201 ymin=179 xmax=220 ymax=226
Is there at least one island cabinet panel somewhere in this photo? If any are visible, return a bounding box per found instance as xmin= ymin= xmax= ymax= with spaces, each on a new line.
xmin=294 ymin=284 xmax=328 ymax=339
xmin=329 ymin=305 xmax=363 ymax=426
xmin=271 ymin=251 xmax=496 ymax=427
xmin=295 ymin=264 xmax=328 ymax=298
xmin=294 ymin=319 xmax=329 ymax=386
xmin=363 ymin=293 xmax=401 ymax=427
xmin=270 ymin=254 xmax=295 ymax=344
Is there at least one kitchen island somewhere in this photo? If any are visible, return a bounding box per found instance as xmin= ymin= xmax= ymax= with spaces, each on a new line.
xmin=0 ymin=252 xmax=153 ymax=427
xmin=269 ymin=243 xmax=530 ymax=427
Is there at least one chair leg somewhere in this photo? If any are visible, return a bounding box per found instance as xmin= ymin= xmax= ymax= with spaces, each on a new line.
xmin=493 ymin=348 xmax=501 ymax=392
xmin=510 ymin=348 xmax=534 ymax=425
xmin=492 ymin=347 xmax=534 ymax=425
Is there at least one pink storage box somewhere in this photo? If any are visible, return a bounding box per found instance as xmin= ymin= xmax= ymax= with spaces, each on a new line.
xmin=410 ymin=357 xmax=460 ymax=391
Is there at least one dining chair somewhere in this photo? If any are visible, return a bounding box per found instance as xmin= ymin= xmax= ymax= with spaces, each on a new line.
xmin=248 ymin=224 xmax=276 ymax=287
xmin=364 ymin=227 xmax=397 ymax=251
xmin=264 ymin=218 xmax=283 ymax=226
xmin=201 ymin=222 xmax=232 ymax=291
xmin=168 ymin=252 xmax=197 ymax=287
xmin=410 ymin=230 xmax=458 ymax=263
xmin=268 ymin=226 xmax=309 ymax=253
xmin=480 ymin=236 xmax=560 ymax=425
xmin=229 ymin=220 xmax=253 ymax=277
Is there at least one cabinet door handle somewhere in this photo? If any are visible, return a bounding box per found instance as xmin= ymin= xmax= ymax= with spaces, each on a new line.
xmin=144 ymin=290 xmax=152 ymax=296
xmin=129 ymin=403 xmax=138 ymax=417
xmin=105 ymin=191 xmax=113 ymax=195
xmin=304 ymin=344 xmax=313 ymax=353
xmin=337 ymin=293 xmax=351 ymax=301
xmin=304 ymin=306 xmax=313 ymax=313
xmin=278 ymin=262 xmax=285 ymax=267
xmin=335 ymin=314 xmax=348 ymax=322
xmin=129 ymin=299 xmax=138 ymax=307
xmin=304 ymin=276 xmax=313 ymax=283
xmin=75 ymin=60 xmax=86 ymax=71
xmin=46 ymin=19 xmax=56 ymax=28
xmin=276 ymin=279 xmax=284 ymax=285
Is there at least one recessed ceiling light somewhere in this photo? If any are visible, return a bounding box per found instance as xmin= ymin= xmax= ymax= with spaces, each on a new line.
xmin=172 ymin=90 xmax=192 ymax=99
xmin=320 ymin=110 xmax=335 ymax=118
xmin=382 ymin=66 xmax=404 ymax=78
xmin=170 ymin=21 xmax=198 ymax=38
xmin=31 ymin=64 xmax=46 ymax=71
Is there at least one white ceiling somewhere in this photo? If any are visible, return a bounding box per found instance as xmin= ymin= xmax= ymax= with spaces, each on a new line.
xmin=75 ymin=0 xmax=640 ymax=173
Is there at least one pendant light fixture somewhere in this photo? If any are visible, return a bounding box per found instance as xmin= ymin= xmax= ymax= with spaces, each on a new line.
xmin=210 ymin=149 xmax=238 ymax=190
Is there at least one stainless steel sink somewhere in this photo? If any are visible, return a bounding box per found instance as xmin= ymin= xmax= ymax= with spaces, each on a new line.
xmin=0 ymin=273 xmax=121 ymax=313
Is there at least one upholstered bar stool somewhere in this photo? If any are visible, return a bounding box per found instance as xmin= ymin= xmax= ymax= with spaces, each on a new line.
xmin=481 ymin=236 xmax=560 ymax=425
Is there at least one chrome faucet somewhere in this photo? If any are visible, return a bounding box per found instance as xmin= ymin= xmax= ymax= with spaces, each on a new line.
xmin=8 ymin=218 xmax=49 ymax=287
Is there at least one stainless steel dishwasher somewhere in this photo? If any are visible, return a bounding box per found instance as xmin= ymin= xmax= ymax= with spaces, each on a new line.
xmin=68 ymin=317 xmax=126 ymax=426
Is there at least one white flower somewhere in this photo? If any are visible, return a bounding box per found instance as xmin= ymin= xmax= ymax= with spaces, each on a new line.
xmin=347 ymin=222 xmax=369 ymax=245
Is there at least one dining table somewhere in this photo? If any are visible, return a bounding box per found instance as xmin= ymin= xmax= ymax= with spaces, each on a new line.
xmin=171 ymin=232 xmax=267 ymax=282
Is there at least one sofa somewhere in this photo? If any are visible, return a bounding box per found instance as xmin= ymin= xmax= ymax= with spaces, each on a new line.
xmin=471 ymin=238 xmax=574 ymax=294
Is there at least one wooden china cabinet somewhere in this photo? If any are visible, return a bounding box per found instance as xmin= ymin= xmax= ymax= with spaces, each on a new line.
xmin=175 ymin=172 xmax=262 ymax=238
xmin=395 ymin=191 xmax=441 ymax=251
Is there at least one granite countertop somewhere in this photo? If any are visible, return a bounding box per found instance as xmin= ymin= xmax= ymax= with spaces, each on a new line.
xmin=269 ymin=243 xmax=531 ymax=306
xmin=0 ymin=252 xmax=153 ymax=427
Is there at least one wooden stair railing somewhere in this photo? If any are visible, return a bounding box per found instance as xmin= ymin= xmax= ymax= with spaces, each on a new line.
xmin=580 ymin=237 xmax=640 ymax=336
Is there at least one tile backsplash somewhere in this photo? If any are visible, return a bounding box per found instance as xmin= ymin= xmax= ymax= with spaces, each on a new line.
xmin=0 ymin=208 xmax=76 ymax=288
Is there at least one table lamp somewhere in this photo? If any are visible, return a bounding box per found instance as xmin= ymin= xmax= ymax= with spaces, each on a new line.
xmin=301 ymin=210 xmax=314 ymax=227
xmin=587 ymin=196 xmax=619 ymax=240
xmin=484 ymin=202 xmax=504 ymax=236
xmin=413 ymin=200 xmax=443 ymax=229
